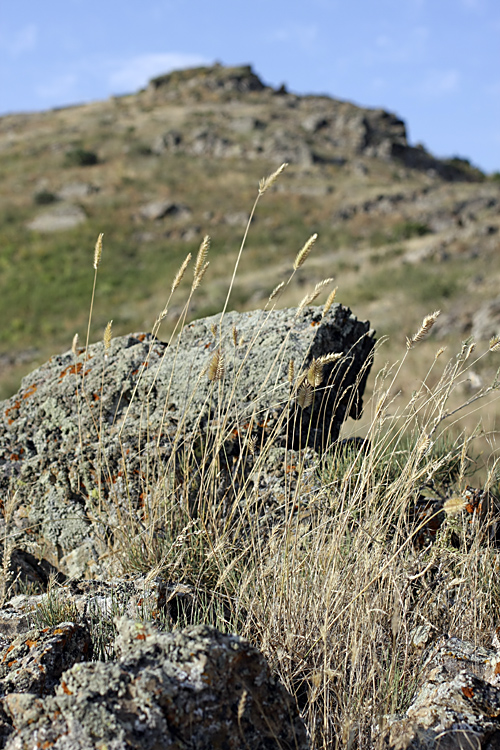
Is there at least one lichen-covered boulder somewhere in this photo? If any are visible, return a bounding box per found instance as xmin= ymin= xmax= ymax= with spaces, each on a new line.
xmin=384 ymin=635 xmax=500 ymax=749
xmin=2 ymin=619 xmax=309 ymax=750
xmin=0 ymin=305 xmax=374 ymax=576
xmin=0 ymin=622 xmax=91 ymax=698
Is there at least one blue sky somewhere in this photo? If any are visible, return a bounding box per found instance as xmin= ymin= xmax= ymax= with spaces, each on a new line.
xmin=1 ymin=0 xmax=499 ymax=172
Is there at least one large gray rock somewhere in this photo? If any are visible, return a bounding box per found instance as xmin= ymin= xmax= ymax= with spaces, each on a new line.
xmin=0 ymin=305 xmax=374 ymax=576
xmin=2 ymin=619 xmax=309 ymax=750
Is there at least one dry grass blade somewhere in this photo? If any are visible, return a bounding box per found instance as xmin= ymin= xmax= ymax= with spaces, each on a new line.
xmin=406 ymin=310 xmax=440 ymax=348
xmin=172 ymin=253 xmax=192 ymax=292
xmin=93 ymin=233 xmax=103 ymax=269
xmin=258 ymin=162 xmax=288 ymax=195
xmin=294 ymin=233 xmax=318 ymax=270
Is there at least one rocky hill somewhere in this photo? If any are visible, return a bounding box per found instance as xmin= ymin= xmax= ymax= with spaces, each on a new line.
xmin=0 ymin=63 xmax=499 ymax=422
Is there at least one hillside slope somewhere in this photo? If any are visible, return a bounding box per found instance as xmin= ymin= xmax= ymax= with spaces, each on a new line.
xmin=1 ymin=64 xmax=499 ymax=443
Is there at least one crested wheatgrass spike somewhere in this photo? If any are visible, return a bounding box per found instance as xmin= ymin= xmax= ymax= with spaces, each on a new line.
xmin=297 ymin=382 xmax=313 ymax=409
xmin=269 ymin=281 xmax=285 ymax=302
xmin=296 ymin=279 xmax=334 ymax=316
xmin=288 ymin=359 xmax=294 ymax=384
xmin=294 ymin=233 xmax=318 ymax=270
xmin=489 ymin=335 xmax=500 ymax=352
xmin=207 ymin=348 xmax=225 ymax=381
xmin=103 ymin=320 xmax=113 ymax=352
xmin=307 ymin=359 xmax=324 ymax=388
xmin=93 ymin=233 xmax=103 ymax=269
xmin=232 ymin=325 xmax=238 ymax=347
xmin=71 ymin=333 xmax=79 ymax=357
xmin=322 ymin=287 xmax=338 ymax=318
xmin=406 ymin=310 xmax=440 ymax=349
xmin=194 ymin=235 xmax=210 ymax=279
xmin=192 ymin=261 xmax=209 ymax=291
xmin=172 ymin=253 xmax=192 ymax=292
xmin=443 ymin=495 xmax=467 ymax=515
xmin=258 ymin=163 xmax=288 ymax=195
xmin=318 ymin=352 xmax=343 ymax=365
xmin=435 ymin=346 xmax=446 ymax=360
xmin=192 ymin=236 xmax=210 ymax=291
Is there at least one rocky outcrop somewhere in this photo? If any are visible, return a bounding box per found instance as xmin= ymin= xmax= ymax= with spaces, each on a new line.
xmin=384 ymin=635 xmax=500 ymax=749
xmin=141 ymin=64 xmax=480 ymax=179
xmin=0 ymin=305 xmax=374 ymax=577
xmin=0 ymin=618 xmax=309 ymax=750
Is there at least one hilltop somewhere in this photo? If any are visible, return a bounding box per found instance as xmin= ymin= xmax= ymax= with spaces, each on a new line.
xmin=0 ymin=63 xmax=499 ymax=426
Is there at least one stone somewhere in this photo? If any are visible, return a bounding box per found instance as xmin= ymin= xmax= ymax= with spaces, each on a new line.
xmin=26 ymin=203 xmax=87 ymax=232
xmin=56 ymin=182 xmax=99 ymax=200
xmin=0 ymin=306 xmax=374 ymax=576
xmin=2 ymin=619 xmax=309 ymax=750
xmin=383 ymin=635 xmax=500 ymax=749
xmin=0 ymin=622 xmax=91 ymax=697
xmin=472 ymin=297 xmax=500 ymax=341
xmin=138 ymin=199 xmax=191 ymax=221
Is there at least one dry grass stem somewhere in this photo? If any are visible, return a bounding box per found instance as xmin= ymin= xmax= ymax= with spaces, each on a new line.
xmin=258 ymin=162 xmax=288 ymax=195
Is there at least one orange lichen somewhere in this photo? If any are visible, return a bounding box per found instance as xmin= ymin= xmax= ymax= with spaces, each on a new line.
xmin=461 ymin=686 xmax=474 ymax=699
xmin=21 ymin=383 xmax=37 ymax=399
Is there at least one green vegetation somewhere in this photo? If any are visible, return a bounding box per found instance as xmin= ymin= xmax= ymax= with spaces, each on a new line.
xmin=64 ymin=147 xmax=99 ymax=167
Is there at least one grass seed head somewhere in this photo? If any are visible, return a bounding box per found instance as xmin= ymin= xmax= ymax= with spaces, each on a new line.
xmin=307 ymin=358 xmax=324 ymax=387
xmin=172 ymin=253 xmax=192 ymax=292
xmin=258 ymin=163 xmax=288 ymax=195
xmin=407 ymin=310 xmax=441 ymax=348
xmin=93 ymin=233 xmax=103 ymax=269
xmin=207 ymin=348 xmax=225 ymax=381
xmin=489 ymin=335 xmax=500 ymax=352
xmin=71 ymin=333 xmax=79 ymax=357
xmin=294 ymin=233 xmax=318 ymax=270
xmin=322 ymin=286 xmax=338 ymax=318
xmin=297 ymin=381 xmax=313 ymax=409
xmin=103 ymin=320 xmax=113 ymax=352
xmin=268 ymin=281 xmax=285 ymax=302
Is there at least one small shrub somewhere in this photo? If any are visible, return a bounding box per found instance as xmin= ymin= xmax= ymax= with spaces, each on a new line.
xmin=33 ymin=189 xmax=58 ymax=205
xmin=64 ymin=148 xmax=99 ymax=167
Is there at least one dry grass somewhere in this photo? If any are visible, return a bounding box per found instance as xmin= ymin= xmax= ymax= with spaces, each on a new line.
xmin=44 ymin=167 xmax=500 ymax=748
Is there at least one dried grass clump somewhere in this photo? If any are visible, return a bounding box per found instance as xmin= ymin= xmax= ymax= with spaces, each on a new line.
xmin=55 ymin=167 xmax=500 ymax=749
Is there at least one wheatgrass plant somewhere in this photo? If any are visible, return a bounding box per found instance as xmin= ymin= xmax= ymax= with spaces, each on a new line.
xmin=69 ymin=165 xmax=500 ymax=749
